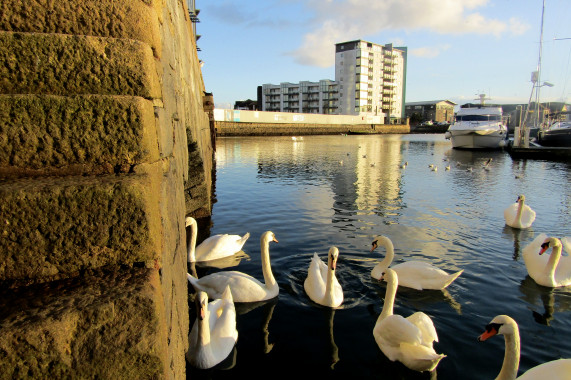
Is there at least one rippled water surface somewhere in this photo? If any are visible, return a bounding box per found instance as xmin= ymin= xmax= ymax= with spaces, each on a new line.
xmin=187 ymin=134 xmax=571 ymax=379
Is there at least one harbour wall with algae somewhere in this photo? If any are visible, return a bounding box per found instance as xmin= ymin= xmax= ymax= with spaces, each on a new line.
xmin=0 ymin=0 xmax=214 ymax=378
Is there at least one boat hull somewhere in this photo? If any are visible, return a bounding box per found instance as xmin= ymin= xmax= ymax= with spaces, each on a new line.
xmin=447 ymin=131 xmax=507 ymax=149
xmin=538 ymin=129 xmax=571 ymax=147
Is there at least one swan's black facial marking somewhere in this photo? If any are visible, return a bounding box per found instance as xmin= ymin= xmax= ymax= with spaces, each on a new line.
xmin=371 ymin=240 xmax=378 ymax=251
xmin=540 ymin=241 xmax=550 ymax=255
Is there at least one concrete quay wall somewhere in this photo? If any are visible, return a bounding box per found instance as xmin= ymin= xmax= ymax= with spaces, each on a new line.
xmin=215 ymin=121 xmax=410 ymax=136
xmin=0 ymin=0 xmax=213 ymax=378
xmin=213 ymin=108 xmax=410 ymax=136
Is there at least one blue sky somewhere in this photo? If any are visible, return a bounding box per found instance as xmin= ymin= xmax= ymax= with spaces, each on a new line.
xmin=196 ymin=0 xmax=571 ymax=109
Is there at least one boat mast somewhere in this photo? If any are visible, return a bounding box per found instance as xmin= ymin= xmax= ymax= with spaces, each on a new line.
xmin=534 ymin=0 xmax=546 ymax=128
xmin=519 ymin=0 xmax=546 ymax=147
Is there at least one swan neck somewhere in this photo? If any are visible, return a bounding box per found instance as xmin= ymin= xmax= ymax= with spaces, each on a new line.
xmin=544 ymin=244 xmax=562 ymax=281
xmin=187 ymin=221 xmax=197 ymax=263
xmin=380 ymin=277 xmax=397 ymax=320
xmin=261 ymin=239 xmax=276 ymax=289
xmin=324 ymin=265 xmax=335 ymax=304
xmin=197 ymin=311 xmax=211 ymax=348
xmin=378 ymin=239 xmax=394 ymax=268
xmin=515 ymin=201 xmax=524 ymax=223
xmin=497 ymin=332 xmax=520 ymax=380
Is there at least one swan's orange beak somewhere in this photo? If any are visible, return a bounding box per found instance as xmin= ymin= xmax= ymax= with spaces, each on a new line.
xmin=198 ymin=301 xmax=206 ymax=321
xmin=273 ymin=237 xmax=279 ymax=243
xmin=478 ymin=324 xmax=499 ymax=342
xmin=539 ymin=242 xmax=549 ymax=255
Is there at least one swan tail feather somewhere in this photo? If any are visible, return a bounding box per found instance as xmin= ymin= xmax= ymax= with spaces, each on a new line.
xmin=238 ymin=232 xmax=250 ymax=246
xmin=187 ymin=273 xmax=205 ymax=293
xmin=442 ymin=269 xmax=464 ymax=289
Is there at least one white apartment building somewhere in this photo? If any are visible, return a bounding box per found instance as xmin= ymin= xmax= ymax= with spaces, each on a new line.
xmin=258 ymin=40 xmax=407 ymax=121
xmin=335 ymin=40 xmax=407 ymax=122
xmin=260 ymin=80 xmax=339 ymax=114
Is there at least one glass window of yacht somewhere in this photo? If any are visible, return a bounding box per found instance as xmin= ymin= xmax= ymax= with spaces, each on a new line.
xmin=455 ymin=114 xmax=501 ymax=121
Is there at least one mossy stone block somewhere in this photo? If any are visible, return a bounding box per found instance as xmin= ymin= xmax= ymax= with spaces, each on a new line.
xmin=0 ymin=32 xmax=161 ymax=98
xmin=0 ymin=174 xmax=161 ymax=284
xmin=0 ymin=95 xmax=159 ymax=177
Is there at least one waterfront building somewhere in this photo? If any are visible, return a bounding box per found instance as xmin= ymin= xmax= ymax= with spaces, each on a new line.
xmin=258 ymin=39 xmax=407 ymax=122
xmin=405 ymin=100 xmax=456 ymax=124
xmin=259 ymin=80 xmax=339 ymax=114
xmin=335 ymin=40 xmax=407 ymax=123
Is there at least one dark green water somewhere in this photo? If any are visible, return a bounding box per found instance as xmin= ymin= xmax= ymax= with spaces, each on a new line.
xmin=188 ymin=134 xmax=571 ymax=379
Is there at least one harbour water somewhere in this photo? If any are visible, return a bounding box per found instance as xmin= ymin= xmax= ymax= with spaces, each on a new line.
xmin=187 ymin=134 xmax=571 ymax=379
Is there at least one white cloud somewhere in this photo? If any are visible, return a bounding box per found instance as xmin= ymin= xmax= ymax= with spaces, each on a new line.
xmin=411 ymin=44 xmax=451 ymax=58
xmin=288 ymin=0 xmax=528 ymax=67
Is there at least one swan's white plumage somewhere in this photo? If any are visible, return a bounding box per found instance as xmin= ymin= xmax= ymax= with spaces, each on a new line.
xmin=187 ymin=231 xmax=279 ymax=303
xmin=478 ymin=314 xmax=571 ymax=379
xmin=373 ymin=268 xmax=445 ymax=372
xmin=522 ymin=234 xmax=571 ymax=287
xmin=186 ymin=217 xmax=250 ymax=263
xmin=304 ymin=247 xmax=344 ymax=308
xmin=187 ymin=286 xmax=238 ymax=369
xmin=370 ymin=236 xmax=463 ymax=290
xmin=504 ymin=195 xmax=536 ymax=229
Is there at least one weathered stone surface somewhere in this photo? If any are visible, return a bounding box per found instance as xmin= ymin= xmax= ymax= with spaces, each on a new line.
xmin=0 ymin=95 xmax=159 ymax=177
xmin=0 ymin=174 xmax=161 ymax=285
xmin=0 ymin=32 xmax=161 ymax=98
xmin=0 ymin=0 xmax=162 ymax=57
xmin=0 ymin=267 xmax=167 ymax=380
xmin=0 ymin=0 xmax=213 ymax=377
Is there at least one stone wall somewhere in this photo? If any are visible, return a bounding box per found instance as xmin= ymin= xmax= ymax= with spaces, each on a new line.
xmin=0 ymin=0 xmax=213 ymax=378
xmin=216 ymin=121 xmax=410 ymax=136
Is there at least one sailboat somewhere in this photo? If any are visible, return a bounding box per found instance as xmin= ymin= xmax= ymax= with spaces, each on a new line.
xmin=515 ymin=0 xmax=554 ymax=148
xmin=538 ymin=110 xmax=571 ymax=147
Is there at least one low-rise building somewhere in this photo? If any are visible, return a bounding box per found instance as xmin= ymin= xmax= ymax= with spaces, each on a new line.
xmin=258 ymin=80 xmax=339 ymax=114
xmin=405 ymin=100 xmax=456 ymax=124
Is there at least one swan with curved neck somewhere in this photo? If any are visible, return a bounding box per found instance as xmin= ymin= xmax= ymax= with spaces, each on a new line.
xmin=370 ymin=236 xmax=463 ymax=290
xmin=522 ymin=234 xmax=571 ymax=287
xmin=186 ymin=217 xmax=250 ymax=263
xmin=187 ymin=286 xmax=238 ymax=369
xmin=373 ymin=268 xmax=445 ymax=372
xmin=504 ymin=195 xmax=536 ymax=229
xmin=478 ymin=314 xmax=571 ymax=379
xmin=304 ymin=247 xmax=344 ymax=308
xmin=187 ymin=231 xmax=279 ymax=302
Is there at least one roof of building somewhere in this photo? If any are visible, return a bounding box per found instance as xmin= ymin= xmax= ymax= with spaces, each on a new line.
xmin=405 ymin=100 xmax=457 ymax=106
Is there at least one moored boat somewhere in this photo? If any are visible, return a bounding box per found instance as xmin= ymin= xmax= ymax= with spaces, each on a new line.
xmin=445 ymin=94 xmax=508 ymax=149
xmin=537 ymin=111 xmax=571 ymax=147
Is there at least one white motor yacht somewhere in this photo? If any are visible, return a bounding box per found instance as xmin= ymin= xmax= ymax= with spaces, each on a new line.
xmin=445 ymin=94 xmax=508 ymax=149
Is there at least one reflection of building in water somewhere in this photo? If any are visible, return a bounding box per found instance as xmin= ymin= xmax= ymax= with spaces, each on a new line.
xmin=216 ymin=136 xmax=404 ymax=223
xmin=354 ymin=136 xmax=402 ymax=212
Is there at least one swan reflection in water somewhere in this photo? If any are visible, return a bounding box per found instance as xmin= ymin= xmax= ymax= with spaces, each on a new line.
xmin=518 ymin=276 xmax=571 ymax=326
xmin=501 ymin=225 xmax=536 ymax=261
xmin=235 ymin=297 xmax=277 ymax=354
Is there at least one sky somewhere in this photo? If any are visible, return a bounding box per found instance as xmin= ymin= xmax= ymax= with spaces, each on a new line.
xmin=195 ymin=0 xmax=571 ymax=109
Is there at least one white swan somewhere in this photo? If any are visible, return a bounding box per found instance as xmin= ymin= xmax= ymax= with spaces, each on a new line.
xmin=187 ymin=231 xmax=279 ymax=302
xmin=187 ymin=286 xmax=238 ymax=369
xmin=370 ymin=236 xmax=463 ymax=290
xmin=504 ymin=195 xmax=536 ymax=229
xmin=478 ymin=314 xmax=571 ymax=379
xmin=373 ymin=268 xmax=445 ymax=372
xmin=186 ymin=217 xmax=250 ymax=263
xmin=522 ymin=234 xmax=571 ymax=288
xmin=304 ymin=247 xmax=344 ymax=308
